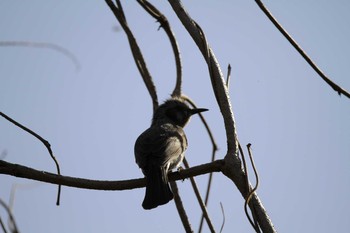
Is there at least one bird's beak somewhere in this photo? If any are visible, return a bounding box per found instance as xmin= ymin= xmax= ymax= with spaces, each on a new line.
xmin=190 ymin=108 xmax=208 ymax=115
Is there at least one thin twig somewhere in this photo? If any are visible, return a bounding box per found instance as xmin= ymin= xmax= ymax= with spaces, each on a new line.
xmin=245 ymin=144 xmax=261 ymax=227
xmin=0 ymin=199 xmax=19 ymax=233
xmin=0 ymin=215 xmax=8 ymax=233
xmin=243 ymin=143 xmax=261 ymax=233
xmin=239 ymin=142 xmax=259 ymax=231
xmin=105 ymin=0 xmax=159 ymax=112
xmin=136 ymin=0 xmax=183 ymax=97
xmin=255 ymin=0 xmax=350 ymax=99
xmin=226 ymin=64 xmax=231 ymax=89
xmin=183 ymin=158 xmax=216 ymax=233
xmin=0 ymin=112 xmax=61 ymax=206
xmin=219 ymin=202 xmax=225 ymax=233
xmin=0 ymin=41 xmax=80 ymax=71
xmin=170 ymin=181 xmax=194 ymax=233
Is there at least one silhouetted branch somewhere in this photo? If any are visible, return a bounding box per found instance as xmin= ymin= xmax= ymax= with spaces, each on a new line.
xmin=136 ymin=0 xmax=183 ymax=97
xmin=255 ymin=0 xmax=350 ymax=99
xmin=0 ymin=112 xmax=61 ymax=206
xmin=170 ymin=181 xmax=194 ymax=233
xmin=0 ymin=159 xmax=223 ymax=190
xmin=183 ymin=158 xmax=216 ymax=233
xmin=0 ymin=215 xmax=8 ymax=233
xmin=105 ymin=0 xmax=159 ymax=112
xmin=0 ymin=41 xmax=80 ymax=71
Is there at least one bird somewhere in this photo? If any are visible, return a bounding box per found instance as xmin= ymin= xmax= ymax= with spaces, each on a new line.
xmin=134 ymin=98 xmax=208 ymax=210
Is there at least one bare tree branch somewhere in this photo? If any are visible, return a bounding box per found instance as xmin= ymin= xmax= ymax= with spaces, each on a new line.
xmin=0 ymin=159 xmax=223 ymax=191
xmin=170 ymin=181 xmax=194 ymax=233
xmin=0 ymin=41 xmax=80 ymax=71
xmin=183 ymin=158 xmax=216 ymax=233
xmin=0 ymin=112 xmax=61 ymax=206
xmin=167 ymin=1 xmax=276 ymax=232
xmin=255 ymin=0 xmax=350 ymax=99
xmin=105 ymin=0 xmax=159 ymax=112
xmin=136 ymin=0 xmax=183 ymax=97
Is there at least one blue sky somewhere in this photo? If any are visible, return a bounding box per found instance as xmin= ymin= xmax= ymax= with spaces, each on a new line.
xmin=1 ymin=1 xmax=350 ymax=232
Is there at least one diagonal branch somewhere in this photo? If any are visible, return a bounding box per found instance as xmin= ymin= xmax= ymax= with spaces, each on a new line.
xmin=170 ymin=181 xmax=194 ymax=233
xmin=183 ymin=158 xmax=216 ymax=233
xmin=105 ymin=0 xmax=159 ymax=112
xmin=136 ymin=0 xmax=183 ymax=97
xmin=255 ymin=0 xmax=350 ymax=99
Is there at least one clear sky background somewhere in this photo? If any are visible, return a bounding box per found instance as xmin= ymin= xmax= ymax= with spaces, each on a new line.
xmin=1 ymin=1 xmax=349 ymax=232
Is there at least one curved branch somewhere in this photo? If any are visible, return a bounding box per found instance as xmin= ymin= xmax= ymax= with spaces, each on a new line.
xmin=136 ymin=0 xmax=183 ymax=97
xmin=255 ymin=0 xmax=350 ymax=99
xmin=0 ymin=41 xmax=81 ymax=71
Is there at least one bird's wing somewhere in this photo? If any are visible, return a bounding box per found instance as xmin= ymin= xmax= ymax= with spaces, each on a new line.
xmin=134 ymin=124 xmax=187 ymax=170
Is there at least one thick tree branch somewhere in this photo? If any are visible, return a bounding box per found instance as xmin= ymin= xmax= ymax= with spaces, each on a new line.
xmin=168 ymin=1 xmax=276 ymax=232
xmin=0 ymin=159 xmax=223 ymax=191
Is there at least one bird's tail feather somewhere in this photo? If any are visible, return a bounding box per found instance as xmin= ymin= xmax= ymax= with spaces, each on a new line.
xmin=142 ymin=165 xmax=173 ymax=210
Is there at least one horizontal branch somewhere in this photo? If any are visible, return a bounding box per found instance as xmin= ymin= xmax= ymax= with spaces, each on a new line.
xmin=0 ymin=159 xmax=223 ymax=191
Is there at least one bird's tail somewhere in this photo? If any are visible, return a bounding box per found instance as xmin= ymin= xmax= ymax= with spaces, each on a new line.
xmin=142 ymin=165 xmax=173 ymax=210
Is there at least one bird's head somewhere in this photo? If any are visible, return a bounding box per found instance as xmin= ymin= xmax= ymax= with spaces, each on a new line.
xmin=152 ymin=98 xmax=208 ymax=127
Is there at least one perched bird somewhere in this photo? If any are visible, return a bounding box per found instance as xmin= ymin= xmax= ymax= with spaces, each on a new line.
xmin=134 ymin=98 xmax=208 ymax=210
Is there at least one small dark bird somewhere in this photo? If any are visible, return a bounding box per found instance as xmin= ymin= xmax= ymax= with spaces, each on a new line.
xmin=134 ymin=98 xmax=208 ymax=210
